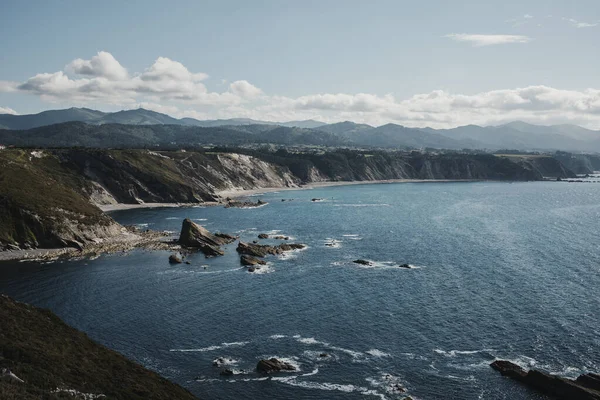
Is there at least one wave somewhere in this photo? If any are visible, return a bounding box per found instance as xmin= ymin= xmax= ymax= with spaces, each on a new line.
xmin=433 ymin=348 xmax=495 ymax=358
xmin=269 ymin=334 xmax=287 ymax=339
xmin=366 ymin=349 xmax=391 ymax=358
xmin=170 ymin=341 xmax=249 ymax=353
xmin=271 ymin=376 xmax=386 ymax=400
xmin=296 ymin=336 xmax=330 ymax=346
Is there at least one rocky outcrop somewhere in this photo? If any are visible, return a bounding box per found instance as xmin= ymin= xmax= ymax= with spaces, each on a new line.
xmin=258 ymin=233 xmax=269 ymax=239
xmin=256 ymin=358 xmax=296 ymax=373
xmin=169 ymin=253 xmax=183 ymax=263
xmin=491 ymin=360 xmax=600 ymax=400
xmin=178 ymin=218 xmax=235 ymax=256
xmin=224 ymin=199 xmax=267 ymax=208
xmin=240 ymin=255 xmax=267 ymax=266
xmin=236 ymin=241 xmax=305 ymax=258
xmin=353 ymin=259 xmax=372 ymax=266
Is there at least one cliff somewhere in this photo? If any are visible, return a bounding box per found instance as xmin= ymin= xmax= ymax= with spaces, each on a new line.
xmin=0 ymin=295 xmax=197 ymax=400
xmin=0 ymin=150 xmax=122 ymax=249
xmin=0 ymin=148 xmax=577 ymax=251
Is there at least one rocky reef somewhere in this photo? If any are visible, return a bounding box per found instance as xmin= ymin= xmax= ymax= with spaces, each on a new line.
xmin=0 ymin=295 xmax=197 ymax=400
xmin=491 ymin=360 xmax=600 ymax=400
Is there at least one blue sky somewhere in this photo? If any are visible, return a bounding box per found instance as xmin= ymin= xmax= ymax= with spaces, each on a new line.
xmin=1 ymin=0 xmax=599 ymax=127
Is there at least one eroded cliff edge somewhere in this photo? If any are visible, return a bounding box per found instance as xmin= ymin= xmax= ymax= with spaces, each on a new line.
xmin=0 ymin=148 xmax=575 ymax=251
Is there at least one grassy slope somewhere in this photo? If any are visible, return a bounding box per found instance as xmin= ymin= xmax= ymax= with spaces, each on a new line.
xmin=0 ymin=149 xmax=112 ymax=246
xmin=0 ymin=295 xmax=197 ymax=400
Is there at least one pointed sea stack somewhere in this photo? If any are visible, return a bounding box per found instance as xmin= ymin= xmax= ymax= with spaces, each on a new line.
xmin=178 ymin=218 xmax=237 ymax=257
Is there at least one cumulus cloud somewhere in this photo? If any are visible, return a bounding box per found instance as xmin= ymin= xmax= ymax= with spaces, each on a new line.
xmin=445 ymin=33 xmax=532 ymax=46
xmin=563 ymin=18 xmax=598 ymax=28
xmin=2 ymin=52 xmax=600 ymax=129
xmin=229 ymin=80 xmax=262 ymax=98
xmin=0 ymin=106 xmax=18 ymax=115
xmin=67 ymin=51 xmax=128 ymax=80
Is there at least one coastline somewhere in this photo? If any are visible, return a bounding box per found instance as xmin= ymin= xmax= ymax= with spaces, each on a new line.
xmin=216 ymin=178 xmax=480 ymax=199
xmin=96 ymin=179 xmax=480 ymax=212
xmin=1 ymin=179 xmax=478 ymax=262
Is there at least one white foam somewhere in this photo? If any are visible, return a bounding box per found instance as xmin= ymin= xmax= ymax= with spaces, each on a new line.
xmin=269 ymin=334 xmax=287 ymax=339
xmin=165 ymin=217 xmax=179 ymax=220
xmin=366 ymin=349 xmax=391 ymax=358
xmin=296 ymin=337 xmax=330 ymax=346
xmin=192 ymin=218 xmax=208 ymax=221
xmin=271 ymin=377 xmax=386 ymax=399
xmin=212 ymin=357 xmax=240 ymax=367
xmin=170 ymin=341 xmax=249 ymax=352
xmin=247 ymin=265 xmax=274 ymax=274
xmin=328 ymin=346 xmax=365 ymax=359
xmin=434 ymin=348 xmax=495 ymax=357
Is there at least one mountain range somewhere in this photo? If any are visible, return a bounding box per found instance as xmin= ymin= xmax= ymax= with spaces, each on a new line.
xmin=1 ymin=107 xmax=600 ymax=152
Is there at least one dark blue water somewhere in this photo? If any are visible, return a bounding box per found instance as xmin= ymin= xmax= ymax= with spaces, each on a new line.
xmin=1 ymin=182 xmax=599 ymax=399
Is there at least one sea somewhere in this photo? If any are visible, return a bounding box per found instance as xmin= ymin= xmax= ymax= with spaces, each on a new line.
xmin=1 ymin=181 xmax=599 ymax=399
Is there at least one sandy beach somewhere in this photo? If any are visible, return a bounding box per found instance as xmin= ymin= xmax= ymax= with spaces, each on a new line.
xmin=96 ymin=179 xmax=480 ymax=212
xmin=215 ymin=178 xmax=479 ymax=199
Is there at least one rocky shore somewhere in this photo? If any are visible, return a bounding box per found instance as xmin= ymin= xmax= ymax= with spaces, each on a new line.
xmin=491 ymin=360 xmax=600 ymax=400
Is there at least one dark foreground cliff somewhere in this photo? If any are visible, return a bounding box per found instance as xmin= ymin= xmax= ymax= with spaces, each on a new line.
xmin=0 ymin=148 xmax=577 ymax=251
xmin=0 ymin=295 xmax=197 ymax=400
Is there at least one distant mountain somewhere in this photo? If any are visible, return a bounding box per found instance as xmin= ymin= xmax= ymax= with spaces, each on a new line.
xmin=279 ymin=119 xmax=326 ymax=129
xmin=0 ymin=107 xmax=106 ymax=130
xmin=433 ymin=124 xmax=594 ymax=152
xmin=316 ymin=121 xmax=373 ymax=136
xmin=0 ymin=122 xmax=347 ymax=149
xmin=2 ymin=107 xmax=600 ymax=152
xmin=501 ymin=121 xmax=600 ymax=141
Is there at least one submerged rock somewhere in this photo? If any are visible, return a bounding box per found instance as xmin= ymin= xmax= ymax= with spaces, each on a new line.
xmin=168 ymin=253 xmax=183 ymax=263
xmin=490 ymin=360 xmax=600 ymax=400
xmin=240 ymin=255 xmax=267 ymax=266
xmin=178 ymin=218 xmax=235 ymax=257
xmin=398 ymin=263 xmax=411 ymax=269
xmin=224 ymin=199 xmax=267 ymax=208
xmin=353 ymin=259 xmax=372 ymax=266
xmin=220 ymin=369 xmax=234 ymax=376
xmin=256 ymin=358 xmax=296 ymax=373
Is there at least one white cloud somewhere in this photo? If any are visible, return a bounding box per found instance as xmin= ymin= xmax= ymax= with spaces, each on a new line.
xmin=3 ymin=52 xmax=600 ymax=129
xmin=445 ymin=33 xmax=532 ymax=46
xmin=0 ymin=106 xmax=18 ymax=115
xmin=8 ymin=51 xmax=243 ymax=106
xmin=229 ymin=80 xmax=262 ymax=99
xmin=524 ymin=14 xmax=533 ymax=19
xmin=67 ymin=51 xmax=128 ymax=80
xmin=563 ymin=18 xmax=598 ymax=28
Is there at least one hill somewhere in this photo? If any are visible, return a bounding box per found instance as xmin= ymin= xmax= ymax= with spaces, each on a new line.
xmin=0 ymin=295 xmax=197 ymax=400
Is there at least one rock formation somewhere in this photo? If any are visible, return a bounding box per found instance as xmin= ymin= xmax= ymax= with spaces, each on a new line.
xmin=256 ymin=358 xmax=296 ymax=373
xmin=491 ymin=360 xmax=600 ymax=400
xmin=178 ymin=218 xmax=236 ymax=257
xmin=237 ymin=241 xmax=305 ymax=258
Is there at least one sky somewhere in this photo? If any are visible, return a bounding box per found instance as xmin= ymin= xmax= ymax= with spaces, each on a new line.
xmin=1 ymin=0 xmax=600 ymax=128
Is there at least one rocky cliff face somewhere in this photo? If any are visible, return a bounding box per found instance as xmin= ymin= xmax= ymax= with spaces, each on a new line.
xmin=0 ymin=148 xmax=577 ymax=250
xmin=55 ymin=149 xmax=300 ymax=206
xmin=0 ymin=150 xmax=122 ymax=249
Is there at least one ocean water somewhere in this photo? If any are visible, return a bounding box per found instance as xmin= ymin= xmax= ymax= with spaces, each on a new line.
xmin=1 ymin=181 xmax=600 ymax=400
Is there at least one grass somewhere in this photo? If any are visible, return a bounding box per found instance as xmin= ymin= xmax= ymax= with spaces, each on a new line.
xmin=0 ymin=295 xmax=197 ymax=400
